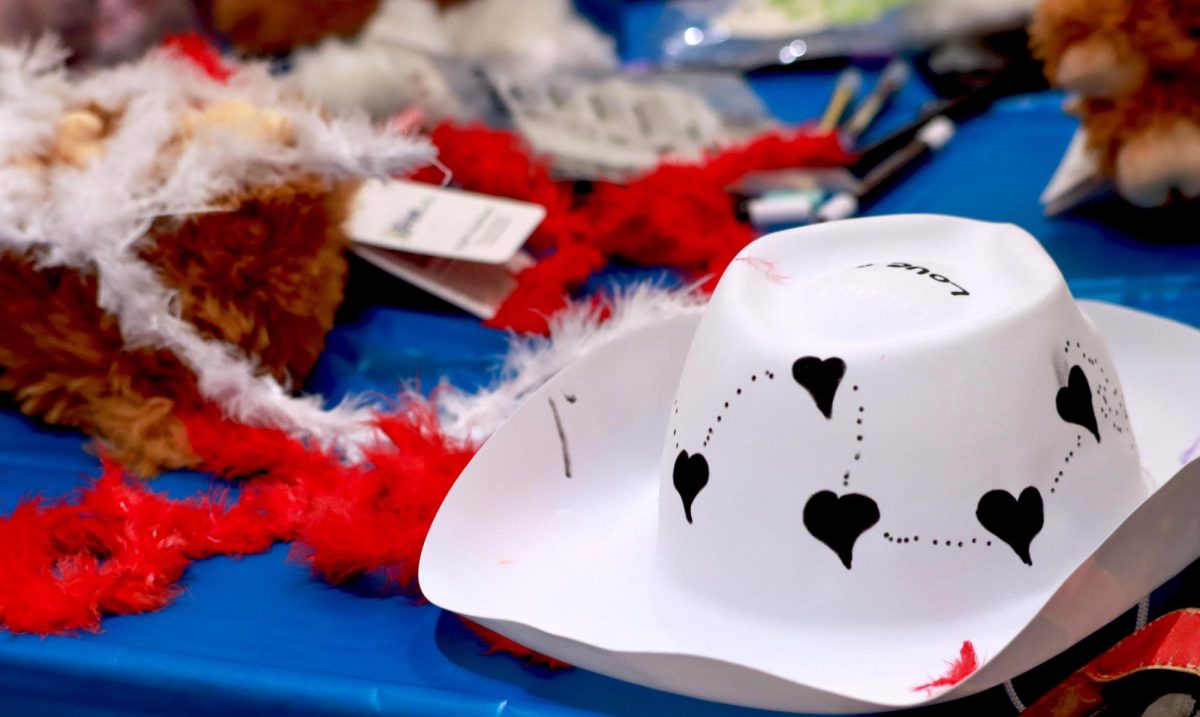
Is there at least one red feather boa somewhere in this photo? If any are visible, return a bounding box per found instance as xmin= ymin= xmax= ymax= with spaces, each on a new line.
xmin=0 ymin=125 xmax=851 ymax=665
xmin=0 ymin=405 xmax=471 ymax=633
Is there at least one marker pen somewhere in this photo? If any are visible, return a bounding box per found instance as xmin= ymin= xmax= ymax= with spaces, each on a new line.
xmin=815 ymin=116 xmax=956 ymax=223
xmin=818 ymin=68 xmax=862 ymax=133
xmin=842 ymin=59 xmax=909 ymax=143
xmin=850 ymin=87 xmax=991 ymax=176
xmin=743 ymin=189 xmax=826 ymax=228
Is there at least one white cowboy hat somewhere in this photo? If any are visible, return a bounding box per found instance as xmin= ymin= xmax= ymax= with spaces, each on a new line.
xmin=419 ymin=214 xmax=1200 ymax=713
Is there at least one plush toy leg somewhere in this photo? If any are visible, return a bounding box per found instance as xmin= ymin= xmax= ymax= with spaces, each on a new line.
xmin=1116 ymin=118 xmax=1200 ymax=207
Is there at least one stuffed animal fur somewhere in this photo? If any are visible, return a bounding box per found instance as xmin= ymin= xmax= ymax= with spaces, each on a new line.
xmin=0 ymin=39 xmax=432 ymax=475
xmin=0 ymin=0 xmax=394 ymax=63
xmin=1031 ymin=0 xmax=1200 ymax=206
xmin=211 ymin=0 xmax=382 ymax=54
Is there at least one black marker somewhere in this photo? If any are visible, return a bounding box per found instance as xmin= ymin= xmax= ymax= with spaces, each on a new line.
xmin=850 ymin=78 xmax=1002 ymax=176
xmin=815 ymin=116 xmax=955 ymax=223
xmin=842 ymin=59 xmax=909 ymax=144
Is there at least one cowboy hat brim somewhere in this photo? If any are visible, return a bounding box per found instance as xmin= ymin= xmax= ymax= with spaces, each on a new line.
xmin=420 ymin=301 xmax=1200 ymax=712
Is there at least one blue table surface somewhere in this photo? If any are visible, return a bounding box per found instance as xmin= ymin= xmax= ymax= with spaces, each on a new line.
xmin=2 ymin=10 xmax=1199 ymax=717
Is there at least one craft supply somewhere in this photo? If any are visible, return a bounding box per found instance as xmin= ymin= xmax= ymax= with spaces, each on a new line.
xmin=743 ymin=189 xmax=824 ymax=227
xmin=421 ymin=214 xmax=1200 ymax=712
xmin=854 ymin=49 xmax=1048 ymax=176
xmin=818 ymin=67 xmax=862 ymax=133
xmin=728 ymin=167 xmax=858 ymax=196
xmin=816 ymin=115 xmax=955 ymax=221
xmin=842 ymin=58 xmax=909 ymax=142
xmin=849 ymin=96 xmax=967 ymax=175
xmin=346 ymin=179 xmax=546 ymax=264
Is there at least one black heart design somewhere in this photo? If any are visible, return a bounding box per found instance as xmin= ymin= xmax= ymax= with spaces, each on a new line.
xmin=1056 ymin=365 xmax=1100 ymax=443
xmin=673 ymin=450 xmax=709 ymax=524
xmin=792 ymin=356 xmax=846 ymax=419
xmin=976 ymin=487 xmax=1044 ymax=565
xmin=803 ymin=490 xmax=880 ymax=569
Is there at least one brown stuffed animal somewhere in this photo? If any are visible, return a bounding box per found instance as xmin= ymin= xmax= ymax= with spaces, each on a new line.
xmin=1030 ymin=0 xmax=1200 ymax=206
xmin=0 ymin=168 xmax=354 ymax=476
xmin=0 ymin=40 xmax=431 ymax=475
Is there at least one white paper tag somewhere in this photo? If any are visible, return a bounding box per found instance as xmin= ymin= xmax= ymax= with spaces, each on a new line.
xmin=1040 ymin=128 xmax=1111 ymax=216
xmin=353 ymin=245 xmax=534 ymax=320
xmin=346 ymin=179 xmax=546 ymax=264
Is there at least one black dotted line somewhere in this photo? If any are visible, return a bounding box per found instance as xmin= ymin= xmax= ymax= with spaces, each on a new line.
xmin=1069 ymin=340 xmax=1133 ymax=446
xmin=844 ymin=393 xmax=864 ymax=487
xmin=1097 ymin=378 xmax=1128 ymax=435
xmin=702 ymin=370 xmax=777 ymax=449
xmin=862 ymin=375 xmax=973 ymax=548
xmin=1050 ymin=435 xmax=1080 ymax=495
xmin=883 ymin=532 xmax=991 ymax=548
xmin=883 ymin=345 xmax=1098 ymax=550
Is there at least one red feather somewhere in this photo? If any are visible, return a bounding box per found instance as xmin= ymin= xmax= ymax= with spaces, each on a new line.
xmin=461 ymin=618 xmax=572 ymax=670
xmin=913 ymin=641 xmax=979 ymax=694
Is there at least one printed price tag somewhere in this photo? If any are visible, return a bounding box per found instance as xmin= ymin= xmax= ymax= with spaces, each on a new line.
xmin=346 ymin=179 xmax=545 ymax=264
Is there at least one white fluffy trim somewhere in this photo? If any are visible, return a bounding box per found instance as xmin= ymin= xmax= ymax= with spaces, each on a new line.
xmin=437 ymin=282 xmax=707 ymax=443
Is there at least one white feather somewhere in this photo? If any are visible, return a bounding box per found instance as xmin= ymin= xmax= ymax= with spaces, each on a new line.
xmin=437 ymin=282 xmax=707 ymax=443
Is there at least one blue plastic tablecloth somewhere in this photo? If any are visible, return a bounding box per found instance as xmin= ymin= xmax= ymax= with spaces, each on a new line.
xmin=1 ymin=18 xmax=1199 ymax=717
